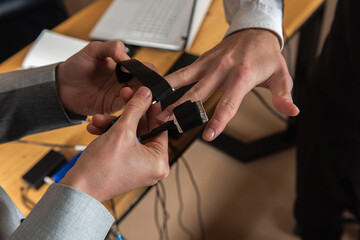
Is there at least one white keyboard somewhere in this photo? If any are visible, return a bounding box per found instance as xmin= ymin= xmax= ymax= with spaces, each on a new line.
xmin=132 ymin=0 xmax=185 ymax=39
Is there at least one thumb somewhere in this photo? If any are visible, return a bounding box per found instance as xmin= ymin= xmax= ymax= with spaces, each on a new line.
xmin=268 ymin=73 xmax=300 ymax=117
xmin=84 ymin=40 xmax=130 ymax=62
xmin=117 ymin=87 xmax=152 ymax=132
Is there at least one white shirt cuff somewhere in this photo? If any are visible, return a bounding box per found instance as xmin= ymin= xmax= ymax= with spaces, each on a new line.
xmin=224 ymin=0 xmax=284 ymax=50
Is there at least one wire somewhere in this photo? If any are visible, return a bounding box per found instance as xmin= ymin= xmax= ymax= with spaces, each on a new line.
xmin=154 ymin=185 xmax=163 ymax=240
xmin=110 ymin=199 xmax=117 ymax=219
xmin=251 ymin=89 xmax=288 ymax=123
xmin=169 ymin=142 xmax=206 ymax=239
xmin=108 ymin=200 xmax=126 ymax=240
xmin=175 ymin=160 xmax=195 ymax=240
xmin=20 ymin=184 xmax=36 ymax=210
xmin=158 ymin=181 xmax=170 ymax=240
xmin=154 ymin=181 xmax=170 ymax=240
xmin=181 ymin=156 xmax=206 ymax=240
xmin=16 ymin=140 xmax=87 ymax=151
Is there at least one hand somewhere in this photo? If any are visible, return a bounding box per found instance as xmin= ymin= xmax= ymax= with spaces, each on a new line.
xmin=60 ymin=87 xmax=169 ymax=202
xmin=56 ymin=40 xmax=132 ymax=116
xmin=159 ymin=29 xmax=300 ymax=141
xmin=86 ymin=86 xmax=157 ymax=136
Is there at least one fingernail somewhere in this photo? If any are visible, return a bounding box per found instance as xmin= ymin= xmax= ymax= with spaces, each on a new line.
xmin=157 ymin=111 xmax=170 ymax=122
xmin=136 ymin=87 xmax=151 ymax=98
xmin=203 ymin=128 xmax=215 ymax=141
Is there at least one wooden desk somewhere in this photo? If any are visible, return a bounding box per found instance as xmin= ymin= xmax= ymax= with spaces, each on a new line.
xmin=0 ymin=0 xmax=324 ymax=218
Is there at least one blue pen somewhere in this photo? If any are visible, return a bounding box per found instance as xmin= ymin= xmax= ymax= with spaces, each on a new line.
xmin=52 ymin=151 xmax=83 ymax=183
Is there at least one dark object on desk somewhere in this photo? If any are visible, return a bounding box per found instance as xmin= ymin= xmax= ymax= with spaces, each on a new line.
xmin=124 ymin=44 xmax=138 ymax=58
xmin=0 ymin=0 xmax=67 ymax=63
xmin=22 ymin=150 xmax=66 ymax=189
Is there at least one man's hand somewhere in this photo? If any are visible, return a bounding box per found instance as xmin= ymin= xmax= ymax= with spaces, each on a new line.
xmin=60 ymin=87 xmax=169 ymax=202
xmin=56 ymin=40 xmax=132 ymax=116
xmin=159 ymin=29 xmax=299 ymax=141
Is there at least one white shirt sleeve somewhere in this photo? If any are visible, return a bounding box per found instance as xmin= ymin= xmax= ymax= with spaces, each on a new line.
xmin=223 ymin=0 xmax=284 ymax=49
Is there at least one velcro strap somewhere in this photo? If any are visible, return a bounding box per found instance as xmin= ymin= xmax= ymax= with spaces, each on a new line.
xmin=116 ymin=59 xmax=173 ymax=103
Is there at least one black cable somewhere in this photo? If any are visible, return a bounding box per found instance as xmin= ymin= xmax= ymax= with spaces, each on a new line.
xmin=20 ymin=185 xmax=36 ymax=210
xmin=175 ymin=160 xmax=195 ymax=240
xmin=158 ymin=181 xmax=170 ymax=240
xmin=140 ymin=121 xmax=175 ymax=142
xmin=154 ymin=181 xmax=170 ymax=240
xmin=251 ymin=89 xmax=288 ymax=123
xmin=115 ymin=186 xmax=153 ymax=224
xmin=181 ymin=156 xmax=206 ymax=240
xmin=110 ymin=198 xmax=117 ymax=219
xmin=155 ymin=185 xmax=163 ymax=240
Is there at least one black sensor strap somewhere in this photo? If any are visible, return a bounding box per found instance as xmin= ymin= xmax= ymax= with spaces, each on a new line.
xmin=116 ymin=59 xmax=173 ymax=103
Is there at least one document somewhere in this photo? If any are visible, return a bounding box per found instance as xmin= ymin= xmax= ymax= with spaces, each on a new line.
xmin=22 ymin=29 xmax=88 ymax=69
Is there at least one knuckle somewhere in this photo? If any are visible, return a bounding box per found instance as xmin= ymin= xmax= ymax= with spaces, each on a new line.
xmin=175 ymin=67 xmax=189 ymax=82
xmin=187 ymin=85 xmax=203 ymax=101
xmin=212 ymin=54 xmax=234 ymax=72
xmin=219 ymin=54 xmax=234 ymax=68
xmin=88 ymin=41 xmax=100 ymax=49
xmin=109 ymin=124 xmax=132 ymax=143
xmin=207 ymin=116 xmax=225 ymax=134
xmin=156 ymin=158 xmax=170 ymax=179
xmin=114 ymin=40 xmax=125 ymax=50
xmin=236 ymin=63 xmax=252 ymax=79
xmin=219 ymin=96 xmax=237 ymax=119
xmin=110 ymin=40 xmax=124 ymax=53
xmin=127 ymin=99 xmax=144 ymax=112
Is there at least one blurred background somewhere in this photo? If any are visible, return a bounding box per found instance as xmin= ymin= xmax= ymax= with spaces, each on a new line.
xmin=0 ymin=0 xmax=96 ymax=63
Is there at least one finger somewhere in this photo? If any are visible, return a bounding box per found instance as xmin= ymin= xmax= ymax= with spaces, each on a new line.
xmin=87 ymin=114 xmax=118 ymax=135
xmin=165 ymin=60 xmax=204 ymax=90
xmin=117 ymin=87 xmax=152 ymax=132
xmin=143 ymin=103 xmax=168 ymax=150
xmin=120 ymin=87 xmax=135 ymax=104
xmin=87 ymin=124 xmax=105 ymax=135
xmin=267 ymin=72 xmax=300 ymax=116
xmin=158 ymin=64 xmax=229 ymax=122
xmin=202 ymin=71 xmax=252 ymax=141
xmin=143 ymin=62 xmax=159 ymax=73
xmin=92 ymin=114 xmax=118 ymax=128
xmin=85 ymin=41 xmax=130 ymax=63
xmin=136 ymin=101 xmax=152 ymax=137
xmin=148 ymin=102 xmax=163 ymax=130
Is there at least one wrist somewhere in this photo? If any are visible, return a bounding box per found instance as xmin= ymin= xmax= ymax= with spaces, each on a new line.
xmin=227 ymin=29 xmax=281 ymax=51
xmin=55 ymin=63 xmax=67 ymax=107
xmin=60 ymin=169 xmax=106 ymax=203
xmin=55 ymin=62 xmax=73 ymax=113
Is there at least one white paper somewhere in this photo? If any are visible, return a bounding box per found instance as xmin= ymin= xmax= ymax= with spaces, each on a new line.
xmin=22 ymin=29 xmax=89 ymax=69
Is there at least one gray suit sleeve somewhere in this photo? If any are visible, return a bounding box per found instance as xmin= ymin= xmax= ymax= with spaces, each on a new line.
xmin=9 ymin=184 xmax=114 ymax=240
xmin=0 ymin=187 xmax=25 ymax=239
xmin=0 ymin=64 xmax=86 ymax=144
